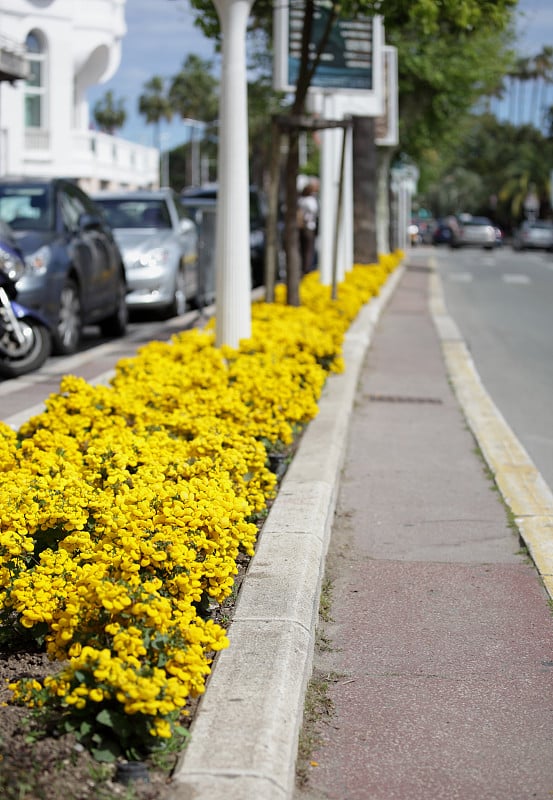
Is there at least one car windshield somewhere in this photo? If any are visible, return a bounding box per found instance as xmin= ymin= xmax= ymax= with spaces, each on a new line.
xmin=465 ymin=217 xmax=491 ymax=226
xmin=96 ymin=199 xmax=171 ymax=229
xmin=181 ymin=188 xmax=265 ymax=227
xmin=0 ymin=185 xmax=54 ymax=231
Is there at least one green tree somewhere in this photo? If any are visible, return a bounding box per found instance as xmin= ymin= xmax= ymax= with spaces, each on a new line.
xmin=138 ymin=76 xmax=173 ymax=149
xmin=417 ymin=113 xmax=553 ymax=229
xmin=93 ymin=90 xmax=126 ymax=135
xmin=184 ymin=0 xmax=518 ymax=302
xmin=168 ymin=54 xmax=218 ymax=122
xmin=168 ymin=54 xmax=219 ymax=187
xmin=532 ymin=46 xmax=553 ymax=130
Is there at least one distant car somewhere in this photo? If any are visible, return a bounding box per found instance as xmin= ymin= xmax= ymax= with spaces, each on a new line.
xmin=93 ymin=188 xmax=199 ymax=317
xmin=450 ymin=216 xmax=496 ymax=249
xmin=432 ymin=220 xmax=454 ymax=245
xmin=181 ymin=184 xmax=267 ymax=288
xmin=512 ymin=220 xmax=553 ymax=251
xmin=0 ymin=177 xmax=127 ymax=355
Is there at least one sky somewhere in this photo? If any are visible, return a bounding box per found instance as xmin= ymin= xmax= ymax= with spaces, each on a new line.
xmin=87 ymin=0 xmax=218 ymax=150
xmin=86 ymin=0 xmax=553 ymax=150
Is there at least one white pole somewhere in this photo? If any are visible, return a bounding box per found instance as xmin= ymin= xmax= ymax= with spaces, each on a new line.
xmin=212 ymin=0 xmax=253 ymax=348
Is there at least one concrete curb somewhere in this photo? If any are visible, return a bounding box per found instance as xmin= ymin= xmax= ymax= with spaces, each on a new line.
xmin=429 ymin=266 xmax=553 ymax=600
xmin=169 ymin=265 xmax=405 ymax=800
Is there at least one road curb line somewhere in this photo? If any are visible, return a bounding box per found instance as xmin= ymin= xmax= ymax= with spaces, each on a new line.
xmin=429 ymin=265 xmax=553 ymax=600
xmin=169 ymin=264 xmax=405 ymax=800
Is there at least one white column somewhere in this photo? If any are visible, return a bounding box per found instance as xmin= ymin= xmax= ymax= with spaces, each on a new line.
xmin=212 ymin=0 xmax=253 ymax=348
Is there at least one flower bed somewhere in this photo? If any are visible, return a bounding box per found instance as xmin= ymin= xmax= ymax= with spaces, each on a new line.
xmin=0 ymin=255 xmax=401 ymax=762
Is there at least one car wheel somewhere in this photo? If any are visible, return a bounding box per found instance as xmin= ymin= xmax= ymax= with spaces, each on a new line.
xmin=54 ymin=278 xmax=82 ymax=355
xmin=165 ymin=267 xmax=187 ymax=318
xmin=100 ymin=274 xmax=128 ymax=338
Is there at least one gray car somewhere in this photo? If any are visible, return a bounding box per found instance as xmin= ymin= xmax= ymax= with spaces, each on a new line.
xmin=450 ymin=215 xmax=496 ymax=249
xmin=512 ymin=220 xmax=553 ymax=251
xmin=93 ymin=189 xmax=199 ymax=317
xmin=0 ymin=177 xmax=127 ymax=355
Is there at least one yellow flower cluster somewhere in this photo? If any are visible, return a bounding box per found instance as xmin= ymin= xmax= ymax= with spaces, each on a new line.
xmin=1 ymin=254 xmax=402 ymax=752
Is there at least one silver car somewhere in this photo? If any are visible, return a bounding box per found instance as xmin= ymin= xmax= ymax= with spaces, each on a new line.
xmin=93 ymin=189 xmax=199 ymax=316
xmin=512 ymin=220 xmax=553 ymax=251
xmin=450 ymin=216 xmax=496 ymax=250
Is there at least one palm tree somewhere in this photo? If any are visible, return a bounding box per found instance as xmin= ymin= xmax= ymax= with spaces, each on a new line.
xmin=514 ymin=56 xmax=532 ymax=125
xmin=93 ymin=90 xmax=126 ymax=135
xmin=533 ymin=46 xmax=553 ymax=131
xmin=168 ymin=55 xmax=218 ymax=186
xmin=138 ymin=76 xmax=173 ymax=150
xmin=168 ymin=55 xmax=218 ymax=123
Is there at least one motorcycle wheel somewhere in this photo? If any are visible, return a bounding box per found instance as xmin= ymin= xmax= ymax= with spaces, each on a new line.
xmin=0 ymin=319 xmax=51 ymax=379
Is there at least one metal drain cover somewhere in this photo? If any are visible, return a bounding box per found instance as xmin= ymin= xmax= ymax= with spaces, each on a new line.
xmin=365 ymin=393 xmax=443 ymax=404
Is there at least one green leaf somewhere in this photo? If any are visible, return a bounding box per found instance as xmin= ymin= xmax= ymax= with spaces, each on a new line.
xmin=91 ymin=745 xmax=118 ymax=763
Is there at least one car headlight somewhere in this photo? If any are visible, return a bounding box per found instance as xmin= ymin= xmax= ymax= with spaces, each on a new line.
xmin=25 ymin=245 xmax=51 ymax=275
xmin=138 ymin=248 xmax=170 ymax=268
xmin=0 ymin=243 xmax=25 ymax=282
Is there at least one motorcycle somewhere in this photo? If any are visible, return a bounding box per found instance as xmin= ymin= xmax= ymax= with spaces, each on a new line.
xmin=0 ymin=222 xmax=51 ymax=378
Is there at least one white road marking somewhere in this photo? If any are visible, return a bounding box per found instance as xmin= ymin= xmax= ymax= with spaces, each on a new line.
xmin=502 ymin=273 xmax=531 ymax=285
xmin=448 ymin=272 xmax=473 ymax=282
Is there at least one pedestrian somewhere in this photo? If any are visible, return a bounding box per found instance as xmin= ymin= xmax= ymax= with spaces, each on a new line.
xmin=297 ymin=182 xmax=318 ymax=274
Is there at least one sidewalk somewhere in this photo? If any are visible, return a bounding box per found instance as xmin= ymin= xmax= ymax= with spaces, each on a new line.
xmin=170 ymin=253 xmax=553 ymax=800
xmin=294 ymin=251 xmax=553 ymax=800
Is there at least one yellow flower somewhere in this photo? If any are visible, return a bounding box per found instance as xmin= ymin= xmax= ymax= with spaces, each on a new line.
xmin=1 ymin=253 xmax=402 ymax=737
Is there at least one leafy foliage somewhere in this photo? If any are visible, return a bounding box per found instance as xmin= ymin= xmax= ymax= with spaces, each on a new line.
xmin=168 ymin=55 xmax=219 ymax=123
xmin=138 ymin=77 xmax=173 ymax=148
xmin=417 ymin=113 xmax=553 ymax=229
xmin=93 ymin=91 xmax=126 ymax=135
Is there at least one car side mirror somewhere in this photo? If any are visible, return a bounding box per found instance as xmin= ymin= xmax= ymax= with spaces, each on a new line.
xmin=79 ymin=213 xmax=102 ymax=231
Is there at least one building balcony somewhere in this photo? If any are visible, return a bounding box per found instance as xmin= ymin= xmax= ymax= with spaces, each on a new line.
xmin=0 ymin=36 xmax=28 ymax=83
xmin=14 ymin=128 xmax=159 ymax=190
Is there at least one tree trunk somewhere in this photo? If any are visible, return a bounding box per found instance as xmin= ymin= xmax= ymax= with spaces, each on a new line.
xmin=284 ymin=129 xmax=301 ymax=306
xmin=352 ymin=116 xmax=378 ymax=264
xmin=375 ymin=147 xmax=393 ymax=255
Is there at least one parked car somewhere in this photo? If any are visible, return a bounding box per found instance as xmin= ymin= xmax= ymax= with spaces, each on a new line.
xmin=0 ymin=178 xmax=127 ymax=355
xmin=180 ymin=184 xmax=267 ymax=288
xmin=93 ymin=188 xmax=199 ymax=317
xmin=450 ymin=215 xmax=496 ymax=249
xmin=512 ymin=220 xmax=553 ymax=251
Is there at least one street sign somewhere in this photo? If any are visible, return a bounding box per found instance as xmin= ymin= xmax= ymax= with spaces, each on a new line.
xmin=274 ymin=1 xmax=381 ymax=101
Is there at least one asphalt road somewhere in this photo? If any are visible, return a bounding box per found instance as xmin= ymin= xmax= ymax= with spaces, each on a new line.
xmin=430 ymin=243 xmax=553 ymax=492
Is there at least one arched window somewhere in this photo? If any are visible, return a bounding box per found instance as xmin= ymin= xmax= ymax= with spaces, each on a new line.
xmin=25 ymin=31 xmax=46 ymax=128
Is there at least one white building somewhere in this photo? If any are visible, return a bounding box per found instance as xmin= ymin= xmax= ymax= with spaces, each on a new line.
xmin=0 ymin=0 xmax=159 ymax=191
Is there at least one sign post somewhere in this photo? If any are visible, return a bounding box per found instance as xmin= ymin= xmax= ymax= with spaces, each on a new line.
xmin=275 ymin=3 xmax=384 ymax=285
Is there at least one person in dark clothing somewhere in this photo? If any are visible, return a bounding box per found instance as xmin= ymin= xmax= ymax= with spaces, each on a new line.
xmin=297 ymin=182 xmax=319 ymax=274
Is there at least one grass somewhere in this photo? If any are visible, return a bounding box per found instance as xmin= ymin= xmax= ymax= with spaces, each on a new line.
xmin=295 ymin=671 xmax=336 ymax=787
